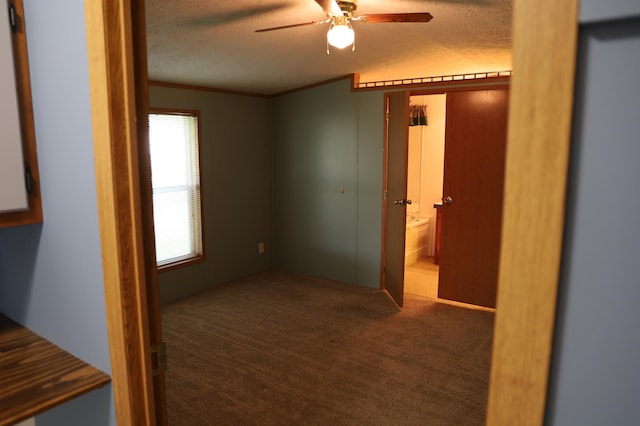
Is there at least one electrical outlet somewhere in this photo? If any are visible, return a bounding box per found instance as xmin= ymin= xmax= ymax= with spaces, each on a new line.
xmin=258 ymin=242 xmax=265 ymax=254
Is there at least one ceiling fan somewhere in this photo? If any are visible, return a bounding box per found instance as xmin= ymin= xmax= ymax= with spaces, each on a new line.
xmin=255 ymin=0 xmax=433 ymax=53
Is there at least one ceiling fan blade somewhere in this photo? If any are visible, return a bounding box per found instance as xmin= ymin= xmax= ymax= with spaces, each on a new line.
xmin=314 ymin=0 xmax=342 ymax=16
xmin=363 ymin=13 xmax=434 ymax=23
xmin=256 ymin=20 xmax=326 ymax=33
xmin=182 ymin=4 xmax=292 ymax=28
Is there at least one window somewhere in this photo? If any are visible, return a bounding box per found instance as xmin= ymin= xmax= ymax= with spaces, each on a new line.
xmin=148 ymin=111 xmax=203 ymax=268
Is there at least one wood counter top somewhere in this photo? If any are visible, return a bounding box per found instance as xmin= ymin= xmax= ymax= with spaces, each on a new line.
xmin=0 ymin=313 xmax=110 ymax=426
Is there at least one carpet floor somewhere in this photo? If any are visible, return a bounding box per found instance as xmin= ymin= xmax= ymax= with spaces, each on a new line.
xmin=161 ymin=269 xmax=495 ymax=425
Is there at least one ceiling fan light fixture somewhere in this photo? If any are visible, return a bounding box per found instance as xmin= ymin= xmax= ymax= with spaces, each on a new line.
xmin=255 ymin=1 xmax=434 ymax=55
xmin=327 ymin=21 xmax=354 ymax=49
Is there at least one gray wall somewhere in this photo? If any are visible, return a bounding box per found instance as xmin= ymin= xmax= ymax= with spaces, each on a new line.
xmin=546 ymin=9 xmax=640 ymax=426
xmin=151 ymin=79 xmax=387 ymax=301
xmin=0 ymin=0 xmax=114 ymax=425
xmin=579 ymin=0 xmax=640 ymax=23
xmin=149 ymin=86 xmax=272 ymax=304
xmin=271 ymin=79 xmax=384 ymax=288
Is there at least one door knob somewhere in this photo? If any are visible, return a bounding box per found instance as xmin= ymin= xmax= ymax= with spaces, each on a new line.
xmin=443 ymin=196 xmax=453 ymax=205
xmin=394 ymin=199 xmax=412 ymax=206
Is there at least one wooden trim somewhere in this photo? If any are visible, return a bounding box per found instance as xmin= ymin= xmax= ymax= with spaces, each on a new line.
xmin=151 ymin=74 xmax=359 ymax=98
xmin=131 ymin=0 xmax=168 ymax=423
xmin=149 ymin=107 xmax=201 ymax=116
xmin=272 ymin=74 xmax=358 ymax=97
xmin=158 ymin=255 xmax=205 ymax=273
xmin=409 ymin=81 xmax=511 ymax=97
xmin=152 ymin=74 xmax=360 ymax=98
xmin=486 ymin=0 xmax=580 ymax=424
xmin=357 ymin=75 xmax=512 ymax=93
xmin=149 ymin=80 xmax=269 ymax=98
xmin=84 ymin=0 xmax=156 ymax=424
xmin=0 ymin=0 xmax=42 ymax=228
xmin=149 ymin=73 xmax=510 ymax=99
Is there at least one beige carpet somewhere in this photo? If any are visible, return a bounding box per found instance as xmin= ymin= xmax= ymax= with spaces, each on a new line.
xmin=161 ymin=269 xmax=494 ymax=425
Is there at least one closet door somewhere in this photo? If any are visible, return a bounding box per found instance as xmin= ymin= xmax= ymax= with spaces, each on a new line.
xmin=437 ymin=89 xmax=509 ymax=308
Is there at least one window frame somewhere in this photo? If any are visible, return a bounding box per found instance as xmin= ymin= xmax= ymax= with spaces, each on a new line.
xmin=148 ymin=107 xmax=205 ymax=271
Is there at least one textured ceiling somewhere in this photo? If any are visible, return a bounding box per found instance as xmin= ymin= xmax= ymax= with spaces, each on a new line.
xmin=145 ymin=0 xmax=512 ymax=95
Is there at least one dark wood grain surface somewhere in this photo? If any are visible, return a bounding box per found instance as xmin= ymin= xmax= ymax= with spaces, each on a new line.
xmin=0 ymin=314 xmax=110 ymax=426
xmin=438 ymin=89 xmax=509 ymax=308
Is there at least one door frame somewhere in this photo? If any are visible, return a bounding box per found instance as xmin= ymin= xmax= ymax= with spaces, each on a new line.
xmin=84 ymin=0 xmax=579 ymax=424
xmin=84 ymin=0 xmax=163 ymax=424
xmin=382 ymin=82 xmax=511 ymax=305
xmin=487 ymin=0 xmax=579 ymax=423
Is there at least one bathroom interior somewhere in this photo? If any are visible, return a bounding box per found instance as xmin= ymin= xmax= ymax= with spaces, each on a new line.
xmin=404 ymin=94 xmax=446 ymax=299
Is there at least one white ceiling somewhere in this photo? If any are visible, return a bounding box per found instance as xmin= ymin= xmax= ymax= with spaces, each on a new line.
xmin=145 ymin=0 xmax=512 ymax=95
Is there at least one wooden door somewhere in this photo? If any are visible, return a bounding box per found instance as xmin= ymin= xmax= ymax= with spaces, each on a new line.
xmin=438 ymin=89 xmax=509 ymax=308
xmin=382 ymin=91 xmax=410 ymax=307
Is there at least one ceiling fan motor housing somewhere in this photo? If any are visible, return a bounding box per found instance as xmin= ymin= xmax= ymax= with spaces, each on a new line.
xmin=337 ymin=0 xmax=358 ymax=14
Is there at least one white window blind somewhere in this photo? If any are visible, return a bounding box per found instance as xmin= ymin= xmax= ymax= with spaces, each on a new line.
xmin=148 ymin=113 xmax=203 ymax=267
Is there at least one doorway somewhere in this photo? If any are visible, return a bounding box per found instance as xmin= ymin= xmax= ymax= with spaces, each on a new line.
xmin=87 ymin=0 xmax=581 ymax=422
xmin=382 ymin=86 xmax=510 ymax=309
xmin=403 ymin=94 xmax=446 ymax=300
